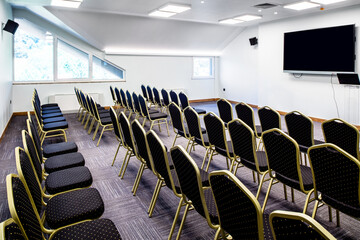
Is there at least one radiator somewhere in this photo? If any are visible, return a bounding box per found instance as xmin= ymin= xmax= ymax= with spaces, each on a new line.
xmin=48 ymin=93 xmax=100 ymax=112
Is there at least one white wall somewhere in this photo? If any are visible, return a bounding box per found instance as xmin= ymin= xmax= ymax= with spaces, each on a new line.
xmin=219 ymin=26 xmax=258 ymax=105
xmin=220 ymin=5 xmax=360 ymax=124
xmin=13 ymin=55 xmax=217 ymax=112
xmin=0 ymin=0 xmax=13 ymax=136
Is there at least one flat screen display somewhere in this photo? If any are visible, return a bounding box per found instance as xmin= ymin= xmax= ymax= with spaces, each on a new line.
xmin=283 ymin=24 xmax=355 ymax=74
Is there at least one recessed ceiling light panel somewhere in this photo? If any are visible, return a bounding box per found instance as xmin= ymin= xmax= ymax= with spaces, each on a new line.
xmin=159 ymin=3 xmax=191 ymax=13
xmin=284 ymin=1 xmax=320 ymax=10
xmin=51 ymin=0 xmax=83 ymax=8
xmin=148 ymin=10 xmax=177 ymax=18
xmin=311 ymin=0 xmax=346 ymax=4
xmin=234 ymin=14 xmax=262 ymax=21
xmin=219 ymin=19 xmax=243 ymax=25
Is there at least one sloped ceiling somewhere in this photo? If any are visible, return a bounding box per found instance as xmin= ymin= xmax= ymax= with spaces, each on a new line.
xmin=46 ymin=8 xmax=243 ymax=55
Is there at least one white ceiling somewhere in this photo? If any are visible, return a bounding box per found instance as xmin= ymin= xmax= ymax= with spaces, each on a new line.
xmin=8 ymin=0 xmax=360 ymax=55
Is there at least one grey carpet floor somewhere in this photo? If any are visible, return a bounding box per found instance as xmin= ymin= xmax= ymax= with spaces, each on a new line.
xmin=0 ymin=102 xmax=358 ymax=239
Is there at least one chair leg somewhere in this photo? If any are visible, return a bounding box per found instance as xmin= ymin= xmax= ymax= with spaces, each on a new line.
xmin=175 ymin=203 xmax=190 ymax=240
xmin=328 ymin=206 xmax=332 ymax=222
xmin=84 ymin=114 xmax=91 ymax=129
xmin=149 ymin=180 xmax=163 ymax=217
xmin=148 ymin=179 xmax=162 ymax=214
xmin=312 ymin=200 xmax=320 ymax=218
xmin=165 ymin=120 xmax=170 ymax=137
xmin=262 ymin=178 xmax=274 ymax=212
xmin=201 ymin=148 xmax=210 ymax=169
xmin=291 ymin=188 xmax=295 ymax=202
xmin=168 ymin=197 xmax=184 ymax=240
xmin=118 ymin=150 xmax=130 ymax=177
xmin=336 ymin=210 xmax=340 ymax=227
xmin=88 ymin=118 xmax=95 ymax=134
xmin=150 ymin=121 xmax=154 ymax=131
xmin=205 ymin=149 xmax=215 ymax=172
xmin=96 ymin=126 xmax=106 ymax=146
xmin=121 ymin=153 xmax=133 ymax=179
xmin=92 ymin=123 xmax=100 ymax=140
xmin=252 ymin=171 xmax=256 ymax=183
xmin=132 ymin=163 xmax=145 ymax=195
xmin=142 ymin=118 xmax=147 ymax=127
xmin=172 ymin=134 xmax=179 ymax=147
xmin=303 ymin=189 xmax=314 ymax=214
xmin=111 ymin=142 xmax=122 ymax=166
xmin=185 ymin=139 xmax=192 ymax=152
xmin=158 ymin=120 xmax=161 ymax=132
xmin=81 ymin=112 xmax=88 ymax=124
xmin=283 ymin=184 xmax=288 ymax=201
xmin=256 ymin=171 xmax=269 ymax=199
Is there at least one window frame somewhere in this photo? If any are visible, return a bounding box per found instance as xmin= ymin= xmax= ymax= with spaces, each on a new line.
xmin=13 ymin=22 xmax=126 ymax=84
xmin=192 ymin=56 xmax=215 ymax=80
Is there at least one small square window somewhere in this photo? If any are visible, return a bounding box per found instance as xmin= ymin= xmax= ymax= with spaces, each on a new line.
xmin=193 ymin=57 xmax=214 ymax=79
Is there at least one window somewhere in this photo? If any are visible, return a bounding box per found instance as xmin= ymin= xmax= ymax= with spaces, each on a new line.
xmin=14 ymin=19 xmax=53 ymax=81
xmin=57 ymin=39 xmax=89 ymax=79
xmin=93 ymin=56 xmax=124 ymax=80
xmin=13 ymin=19 xmax=125 ymax=83
xmin=193 ymin=57 xmax=214 ymax=79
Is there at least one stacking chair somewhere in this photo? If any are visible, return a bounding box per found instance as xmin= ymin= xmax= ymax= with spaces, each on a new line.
xmin=308 ymin=143 xmax=360 ymax=227
xmin=22 ymin=130 xmax=93 ymax=195
xmin=235 ymin=102 xmax=262 ymax=138
xmin=169 ymin=90 xmax=180 ymax=106
xmin=209 ymin=170 xmax=264 ymax=240
xmin=141 ymin=84 xmax=148 ymax=100
xmin=110 ymin=107 xmax=124 ymax=167
xmin=32 ymin=101 xmax=68 ymax=144
xmin=203 ymin=112 xmax=234 ymax=172
xmin=258 ymin=106 xmax=281 ymax=133
xmin=285 ymin=111 xmax=324 ymax=153
xmin=110 ymin=86 xmax=118 ymax=107
xmin=153 ymin=87 xmax=163 ymax=110
xmin=131 ymin=119 xmax=156 ymax=196
xmin=132 ymin=92 xmax=142 ymax=120
xmin=228 ymin=119 xmax=269 ymax=196
xmin=216 ymin=98 xmax=233 ymax=126
xmin=16 ymin=146 xmax=104 ymax=230
xmin=26 ymin=120 xmax=84 ymax=174
xmin=168 ymin=103 xmax=190 ymax=148
xmin=33 ymin=89 xmax=60 ymax=113
xmin=117 ymin=112 xmax=136 ymax=178
xmin=146 ymin=130 xmax=182 ymax=219
xmin=179 ymin=91 xmax=206 ymax=114
xmin=27 ymin=116 xmax=77 ymax=159
xmin=120 ymin=88 xmax=130 ymax=115
xmin=0 ymin=218 xmax=24 ymax=240
xmin=32 ymin=98 xmax=63 ymax=120
xmin=138 ymin=95 xmax=170 ymax=136
xmin=114 ymin=87 xmax=125 ymax=111
xmin=170 ymin=146 xmax=219 ymax=240
xmin=6 ymin=174 xmax=122 ymax=239
xmin=161 ymin=88 xmax=171 ymax=115
xmin=261 ymin=129 xmax=314 ymax=212
xmin=75 ymin=87 xmax=86 ymax=120
xmin=183 ymin=106 xmax=211 ymax=171
xmin=270 ymin=210 xmax=336 ymax=240
xmin=322 ymin=118 xmax=359 ymax=159
xmin=90 ymin=97 xmax=113 ymax=146
xmin=147 ymin=85 xmax=155 ymax=107
xmin=126 ymin=90 xmax=135 ymax=119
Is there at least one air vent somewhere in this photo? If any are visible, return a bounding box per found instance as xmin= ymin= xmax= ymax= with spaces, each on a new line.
xmin=253 ymin=3 xmax=278 ymax=9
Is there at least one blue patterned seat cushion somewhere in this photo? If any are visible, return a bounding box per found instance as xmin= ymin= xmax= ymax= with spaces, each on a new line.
xmin=43 ymin=141 xmax=78 ymax=158
xmin=45 ymin=166 xmax=93 ymax=195
xmin=44 ymin=152 xmax=85 ymax=173
xmin=46 ymin=188 xmax=104 ymax=229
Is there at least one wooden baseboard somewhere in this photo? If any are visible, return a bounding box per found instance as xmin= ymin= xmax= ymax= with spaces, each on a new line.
xmin=189 ymin=98 xmax=219 ymax=103
xmin=0 ymin=114 xmax=14 ymax=143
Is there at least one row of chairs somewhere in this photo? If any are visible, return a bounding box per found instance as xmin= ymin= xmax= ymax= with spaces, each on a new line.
xmin=195 ymin=104 xmax=360 ymax=229
xmin=75 ymin=88 xmax=114 ymax=146
xmin=217 ymin=99 xmax=360 ymax=161
xmin=31 ymin=89 xmax=69 ymax=144
xmin=109 ymin=86 xmax=170 ymax=136
xmin=108 ymin=103 xmax=336 ymax=239
xmin=1 ymin=93 xmax=122 ymax=239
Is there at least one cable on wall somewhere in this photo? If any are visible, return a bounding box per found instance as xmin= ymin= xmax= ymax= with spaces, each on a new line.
xmin=330 ymin=73 xmax=340 ymax=118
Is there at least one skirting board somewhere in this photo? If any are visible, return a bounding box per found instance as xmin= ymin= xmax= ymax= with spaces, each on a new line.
xmin=2 ymin=98 xmax=359 ymax=143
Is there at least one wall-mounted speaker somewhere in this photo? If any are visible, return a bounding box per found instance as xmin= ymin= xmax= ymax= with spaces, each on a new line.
xmin=3 ymin=19 xmax=19 ymax=35
xmin=249 ymin=37 xmax=258 ymax=46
